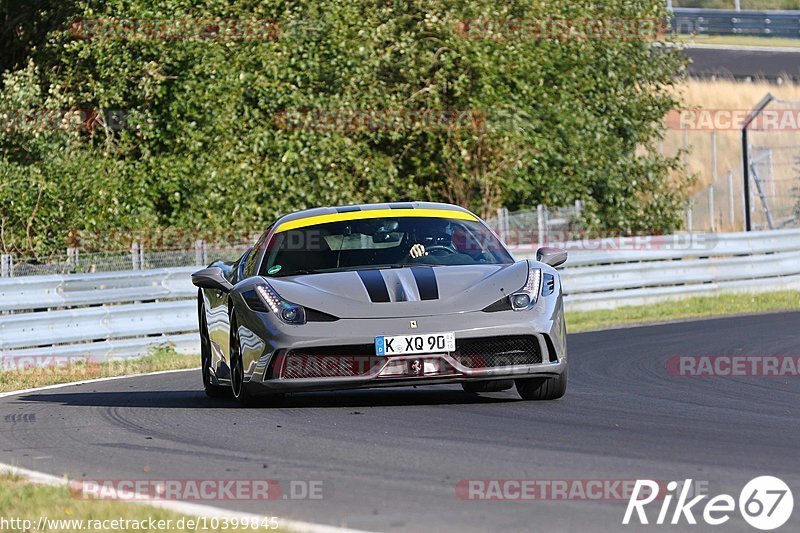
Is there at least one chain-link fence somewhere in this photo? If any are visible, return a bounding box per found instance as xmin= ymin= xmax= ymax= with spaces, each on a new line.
xmin=663 ymin=93 xmax=800 ymax=233
xmin=486 ymin=203 xmax=585 ymax=247
xmin=5 ymin=209 xmax=587 ymax=277
xmin=743 ymin=97 xmax=800 ymax=231
xmin=1 ymin=242 xmax=249 ymax=278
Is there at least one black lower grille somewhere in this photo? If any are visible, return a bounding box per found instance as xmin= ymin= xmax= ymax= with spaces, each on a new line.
xmin=275 ymin=336 xmax=542 ymax=379
xmin=278 ymin=345 xmax=380 ymax=379
xmin=452 ymin=335 xmax=542 ymax=368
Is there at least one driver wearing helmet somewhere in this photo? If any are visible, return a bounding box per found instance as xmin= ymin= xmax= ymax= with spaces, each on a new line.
xmin=404 ymin=219 xmax=490 ymax=265
xmin=408 ymin=219 xmax=453 ymax=258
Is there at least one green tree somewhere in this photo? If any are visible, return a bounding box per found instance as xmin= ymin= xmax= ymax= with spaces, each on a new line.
xmin=0 ymin=0 xmax=689 ymax=257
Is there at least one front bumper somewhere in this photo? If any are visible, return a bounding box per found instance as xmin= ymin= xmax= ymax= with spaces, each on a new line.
xmin=249 ymin=352 xmax=566 ymax=393
xmin=234 ymin=293 xmax=568 ymax=394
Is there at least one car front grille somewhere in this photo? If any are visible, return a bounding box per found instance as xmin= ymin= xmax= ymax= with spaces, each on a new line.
xmin=277 ymin=345 xmax=380 ymax=379
xmin=275 ymin=335 xmax=543 ymax=379
xmin=452 ymin=335 xmax=542 ymax=368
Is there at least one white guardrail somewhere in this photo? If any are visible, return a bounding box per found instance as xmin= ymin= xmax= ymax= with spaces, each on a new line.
xmin=1 ymin=228 xmax=799 ymax=360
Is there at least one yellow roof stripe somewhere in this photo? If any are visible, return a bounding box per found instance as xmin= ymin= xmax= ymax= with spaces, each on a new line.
xmin=275 ymin=208 xmax=478 ymax=233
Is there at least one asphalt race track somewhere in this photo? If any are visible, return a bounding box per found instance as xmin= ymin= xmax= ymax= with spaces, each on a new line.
xmin=685 ymin=46 xmax=800 ymax=82
xmin=1 ymin=311 xmax=799 ymax=532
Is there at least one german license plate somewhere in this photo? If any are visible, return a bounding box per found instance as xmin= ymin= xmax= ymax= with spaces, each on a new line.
xmin=375 ymin=332 xmax=456 ymax=356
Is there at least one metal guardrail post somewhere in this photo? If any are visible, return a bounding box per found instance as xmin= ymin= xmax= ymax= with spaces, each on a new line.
xmin=683 ymin=130 xmax=689 ymax=167
xmin=194 ymin=239 xmax=207 ymax=266
xmin=741 ymin=93 xmax=774 ymax=231
xmin=742 ymin=129 xmax=750 ymax=231
xmin=708 ymin=186 xmax=715 ymax=233
xmin=711 ymin=130 xmax=717 ymax=185
xmin=1 ymin=254 xmax=12 ymax=277
xmin=131 ymin=242 xmax=141 ymax=270
xmin=537 ymin=204 xmax=546 ymax=245
xmin=727 ymin=171 xmax=735 ymax=228
xmin=67 ymin=247 xmax=79 ymax=273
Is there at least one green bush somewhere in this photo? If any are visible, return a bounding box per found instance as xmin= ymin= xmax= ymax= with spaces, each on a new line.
xmin=0 ymin=0 xmax=689 ymax=257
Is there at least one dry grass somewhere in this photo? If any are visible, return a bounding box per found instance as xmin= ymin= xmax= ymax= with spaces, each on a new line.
xmin=676 ymin=35 xmax=800 ymax=49
xmin=566 ymin=291 xmax=800 ymax=332
xmin=668 ymin=79 xmax=800 ymax=192
xmin=0 ymin=474 xmax=281 ymax=532
xmin=674 ymin=79 xmax=800 ymax=121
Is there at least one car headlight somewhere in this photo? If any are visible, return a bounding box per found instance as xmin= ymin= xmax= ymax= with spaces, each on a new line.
xmin=251 ymin=283 xmax=307 ymax=325
xmin=508 ymin=263 xmax=541 ymax=311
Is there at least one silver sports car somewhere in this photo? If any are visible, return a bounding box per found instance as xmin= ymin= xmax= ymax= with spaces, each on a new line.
xmin=192 ymin=202 xmax=568 ymax=406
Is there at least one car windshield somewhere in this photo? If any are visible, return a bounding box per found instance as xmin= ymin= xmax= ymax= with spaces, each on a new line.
xmin=260 ymin=216 xmax=513 ymax=277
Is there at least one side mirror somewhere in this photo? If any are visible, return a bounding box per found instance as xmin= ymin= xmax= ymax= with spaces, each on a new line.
xmin=191 ymin=267 xmax=233 ymax=293
xmin=536 ymin=247 xmax=567 ymax=268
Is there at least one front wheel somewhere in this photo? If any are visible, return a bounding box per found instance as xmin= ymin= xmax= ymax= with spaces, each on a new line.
xmin=199 ymin=297 xmax=228 ymax=398
xmin=229 ymin=311 xmax=284 ymax=408
xmin=515 ymin=368 xmax=567 ymax=401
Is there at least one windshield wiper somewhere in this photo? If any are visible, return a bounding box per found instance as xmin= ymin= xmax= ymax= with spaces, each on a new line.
xmin=342 ymin=263 xmax=434 ymax=272
xmin=276 ymin=264 xmax=437 ymax=276
xmin=271 ymin=269 xmax=324 ymax=277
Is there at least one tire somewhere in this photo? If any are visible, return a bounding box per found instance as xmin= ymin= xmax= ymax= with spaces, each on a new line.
xmin=199 ymin=296 xmax=228 ymax=398
xmin=461 ymin=380 xmax=514 ymax=393
xmin=229 ymin=310 xmax=284 ymax=408
xmin=515 ymin=368 xmax=567 ymax=401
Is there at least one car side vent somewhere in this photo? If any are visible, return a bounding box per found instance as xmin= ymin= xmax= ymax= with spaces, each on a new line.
xmin=242 ymin=290 xmax=269 ymax=312
xmin=543 ymin=334 xmax=559 ymax=363
xmin=306 ymin=308 xmax=340 ymax=322
xmin=542 ymin=273 xmax=555 ymax=296
xmin=482 ymin=297 xmax=512 ymax=313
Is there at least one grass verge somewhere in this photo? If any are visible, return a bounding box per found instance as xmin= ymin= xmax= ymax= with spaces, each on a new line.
xmin=0 ymin=347 xmax=198 ymax=393
xmin=0 ymin=474 xmax=277 ymax=532
xmin=676 ymin=34 xmax=800 ymax=49
xmin=566 ymin=290 xmax=800 ymax=333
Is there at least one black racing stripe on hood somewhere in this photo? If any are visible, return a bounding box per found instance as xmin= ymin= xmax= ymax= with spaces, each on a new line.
xmin=357 ymin=270 xmax=391 ymax=303
xmin=411 ymin=267 xmax=439 ymax=300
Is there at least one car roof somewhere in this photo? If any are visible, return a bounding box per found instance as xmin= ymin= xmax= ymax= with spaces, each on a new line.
xmin=272 ymin=202 xmax=480 ymax=234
